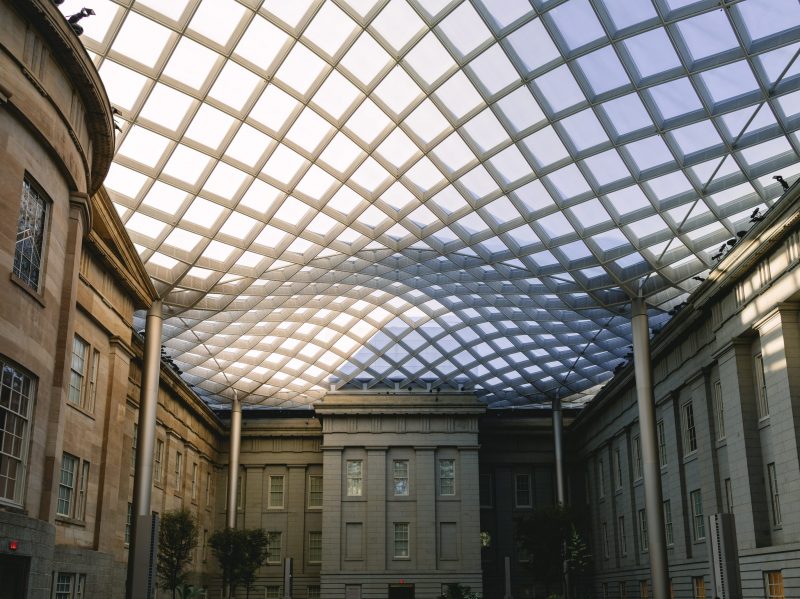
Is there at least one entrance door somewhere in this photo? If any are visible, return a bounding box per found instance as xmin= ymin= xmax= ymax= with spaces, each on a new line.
xmin=388 ymin=584 xmax=414 ymax=599
xmin=0 ymin=554 xmax=29 ymax=599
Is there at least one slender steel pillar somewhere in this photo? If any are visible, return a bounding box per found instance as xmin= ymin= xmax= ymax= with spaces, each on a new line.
xmin=126 ymin=300 xmax=163 ymax=599
xmin=552 ymin=394 xmax=566 ymax=505
xmin=226 ymin=392 xmax=242 ymax=529
xmin=631 ymin=298 xmax=669 ymax=599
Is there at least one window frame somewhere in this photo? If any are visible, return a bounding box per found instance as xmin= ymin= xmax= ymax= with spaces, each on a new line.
xmin=346 ymin=460 xmax=363 ymax=497
xmin=514 ymin=473 xmax=532 ymax=508
xmin=0 ymin=358 xmax=36 ymax=507
xmin=618 ymin=515 xmax=627 ymax=556
xmin=754 ymin=353 xmax=769 ymax=420
xmin=153 ymin=439 xmax=164 ymax=486
xmin=768 ymin=462 xmax=782 ymax=527
xmin=392 ymin=460 xmax=409 ymax=496
xmin=439 ymin=458 xmax=456 ymax=496
xmin=613 ymin=447 xmax=623 ymax=492
xmin=13 ymin=177 xmax=50 ymax=294
xmin=174 ymin=451 xmax=183 ymax=494
xmin=681 ymin=400 xmax=698 ymax=455
xmin=663 ymin=500 xmax=674 ymax=546
xmin=57 ymin=453 xmax=78 ymax=518
xmin=633 ymin=435 xmax=642 ymax=480
xmin=267 ymin=531 xmax=282 ymax=564
xmin=656 ymin=420 xmax=667 ymax=467
xmin=308 ymin=530 xmax=322 ymax=564
xmin=601 ymin=522 xmax=609 ymax=559
xmin=269 ymin=474 xmax=285 ymax=509
xmin=765 ymin=571 xmax=785 ymax=599
xmin=690 ymin=489 xmax=705 ymax=541
xmin=724 ymin=478 xmax=733 ymax=514
xmin=191 ymin=463 xmax=198 ymax=501
xmin=638 ymin=508 xmax=648 ymax=552
xmin=308 ymin=474 xmax=323 ymax=508
xmin=393 ymin=522 xmax=410 ymax=559
xmin=713 ymin=380 xmax=725 ymax=441
xmin=597 ymin=457 xmax=605 ymax=499
xmin=692 ymin=576 xmax=705 ymax=599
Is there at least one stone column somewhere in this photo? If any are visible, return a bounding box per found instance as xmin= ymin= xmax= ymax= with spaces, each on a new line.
xmin=227 ymin=395 xmax=242 ymax=529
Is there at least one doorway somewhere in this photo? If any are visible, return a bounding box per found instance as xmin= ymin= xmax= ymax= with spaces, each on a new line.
xmin=388 ymin=584 xmax=414 ymax=599
xmin=0 ymin=554 xmax=29 ymax=599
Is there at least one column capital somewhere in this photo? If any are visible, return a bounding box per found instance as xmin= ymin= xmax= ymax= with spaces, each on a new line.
xmin=754 ymin=302 xmax=800 ymax=332
xmin=69 ymin=191 xmax=92 ymax=235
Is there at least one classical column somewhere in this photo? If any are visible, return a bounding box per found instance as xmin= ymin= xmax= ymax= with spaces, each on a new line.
xmin=127 ymin=299 xmax=163 ymax=599
xmin=631 ymin=298 xmax=669 ymax=599
xmin=227 ymin=392 xmax=242 ymax=529
xmin=552 ymin=394 xmax=566 ymax=505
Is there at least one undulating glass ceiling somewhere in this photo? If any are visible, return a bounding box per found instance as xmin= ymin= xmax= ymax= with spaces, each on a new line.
xmin=61 ymin=0 xmax=800 ymax=408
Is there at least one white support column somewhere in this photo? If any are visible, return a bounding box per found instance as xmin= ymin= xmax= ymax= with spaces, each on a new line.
xmin=226 ymin=392 xmax=242 ymax=529
xmin=127 ymin=300 xmax=163 ymax=599
xmin=631 ymin=298 xmax=669 ymax=599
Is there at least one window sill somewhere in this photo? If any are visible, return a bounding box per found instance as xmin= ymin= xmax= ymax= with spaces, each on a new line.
xmin=55 ymin=515 xmax=86 ymax=527
xmin=66 ymin=402 xmax=95 ymax=420
xmin=392 ymin=557 xmax=410 ymax=561
xmin=683 ymin=452 xmax=698 ymax=464
xmin=9 ymin=273 xmax=46 ymax=307
xmin=758 ymin=417 xmax=771 ymax=430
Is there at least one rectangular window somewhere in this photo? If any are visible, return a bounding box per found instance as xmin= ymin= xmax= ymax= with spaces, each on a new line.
xmin=613 ymin=448 xmax=623 ymax=491
xmin=638 ymin=508 xmax=648 ymax=552
xmin=68 ymin=336 xmax=88 ymax=407
xmin=439 ymin=459 xmax=455 ymax=495
xmin=514 ymin=473 xmax=531 ymax=507
xmin=755 ymin=353 xmax=769 ymax=419
xmin=692 ymin=576 xmax=705 ymax=599
xmin=394 ymin=522 xmax=409 ymax=558
xmin=690 ymin=490 xmax=705 ymax=540
xmin=479 ymin=473 xmax=492 ymax=507
xmin=55 ymin=573 xmax=74 ymax=599
xmin=14 ymin=179 xmax=48 ymax=291
xmin=267 ymin=532 xmax=282 ymax=564
xmin=663 ymin=500 xmax=674 ymax=546
xmin=601 ymin=522 xmax=609 ymax=558
xmin=724 ymin=478 xmax=733 ymax=514
xmin=205 ymin=471 xmax=212 ymax=507
xmin=393 ymin=460 xmax=409 ymax=496
xmin=308 ymin=474 xmax=323 ymax=507
xmin=765 ymin=571 xmax=785 ymax=599
xmin=76 ymin=460 xmax=89 ymax=520
xmin=57 ymin=453 xmax=78 ymax=517
xmin=602 ymin=583 xmax=608 ymax=599
xmin=346 ymin=460 xmax=363 ymax=497
xmin=639 ymin=580 xmax=648 ymax=599
xmin=308 ymin=531 xmax=322 ymax=563
xmin=154 ymin=440 xmax=164 ymax=485
xmin=125 ymin=502 xmax=132 ymax=545
xmin=191 ymin=463 xmax=198 ymax=501
xmin=618 ymin=515 xmax=627 ymax=556
xmin=174 ymin=451 xmax=183 ymax=493
xmin=269 ymin=475 xmax=285 ymax=508
xmin=768 ymin=462 xmax=782 ymax=526
xmin=0 ymin=360 xmax=35 ymax=504
xmin=237 ymin=473 xmax=244 ymax=510
xmin=633 ymin=436 xmax=642 ymax=480
xmin=265 ymin=587 xmax=281 ymax=599
xmin=682 ymin=401 xmax=697 ymax=455
xmin=598 ymin=458 xmax=605 ymax=499
xmin=202 ymin=528 xmax=207 ymax=561
xmin=619 ymin=582 xmax=627 ymax=599
xmin=307 ymin=586 xmax=321 ymax=599
xmin=657 ymin=420 xmax=667 ymax=467
xmin=713 ymin=380 xmax=725 ymax=440
xmin=131 ymin=422 xmax=138 ymax=471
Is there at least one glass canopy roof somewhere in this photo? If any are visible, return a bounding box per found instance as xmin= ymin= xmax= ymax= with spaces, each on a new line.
xmin=61 ymin=0 xmax=800 ymax=408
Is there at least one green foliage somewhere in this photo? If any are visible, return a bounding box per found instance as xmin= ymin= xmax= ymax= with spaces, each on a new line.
xmin=439 ymin=583 xmax=482 ymax=599
xmin=176 ymin=583 xmax=205 ymax=599
xmin=566 ymin=525 xmax=592 ymax=575
xmin=208 ymin=527 xmax=270 ymax=599
xmin=157 ymin=509 xmax=199 ymax=599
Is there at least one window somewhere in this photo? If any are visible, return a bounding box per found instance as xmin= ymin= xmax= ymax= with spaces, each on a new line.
xmin=125 ymin=502 xmax=132 ymax=545
xmin=154 ymin=440 xmax=164 ymax=485
xmin=267 ymin=532 xmax=282 ymax=563
xmin=724 ymin=478 xmax=733 ymax=514
xmin=191 ymin=463 xmax=198 ymax=501
xmin=237 ymin=473 xmax=244 ymax=510
xmin=633 ymin=436 xmax=642 ymax=480
xmin=692 ymin=576 xmax=705 ymax=599
xmin=307 ymin=586 xmax=321 ymax=599
xmin=618 ymin=515 xmax=627 ymax=556
xmin=269 ymin=475 xmax=284 ymax=508
xmin=638 ymin=509 xmax=648 ymax=552
xmin=439 ymin=459 xmax=455 ymax=495
xmin=768 ymin=463 xmax=782 ymax=526
xmin=174 ymin=451 xmax=183 ymax=493
xmin=265 ymin=586 xmax=281 ymax=599
xmin=205 ymin=471 xmax=212 ymax=507
xmin=308 ymin=531 xmax=322 ymax=563
xmin=681 ymin=401 xmax=697 ymax=455
xmin=76 ymin=460 xmax=89 ymax=520
xmin=639 ymin=580 xmax=648 ymax=599
xmin=613 ymin=448 xmax=622 ymax=491
xmin=68 ymin=336 xmax=88 ymax=407
xmin=393 ymin=460 xmax=409 ymax=496
xmin=598 ymin=457 xmax=605 ymax=498
xmin=619 ymin=582 xmax=627 ymax=599
xmin=601 ymin=522 xmax=609 ymax=559
xmin=346 ymin=460 xmax=363 ymax=496
xmin=690 ymin=490 xmax=705 ymax=540
xmin=308 ymin=474 xmax=323 ymax=507
xmin=0 ymin=360 xmax=35 ymax=504
xmin=13 ymin=179 xmax=48 ymax=291
xmin=394 ymin=522 xmax=409 ymax=558
xmin=765 ymin=571 xmax=785 ymax=599
xmin=663 ymin=500 xmax=674 ymax=546
xmin=55 ymin=573 xmax=85 ymax=599
xmin=57 ymin=453 xmax=78 ymax=517
xmin=479 ymin=473 xmax=492 ymax=507
xmin=131 ymin=423 xmax=138 ymax=471
xmin=657 ymin=420 xmax=667 ymax=467
xmin=202 ymin=529 xmax=207 ymax=561
xmin=515 ymin=473 xmax=531 ymax=507
xmin=754 ymin=353 xmax=769 ymax=419
xmin=602 ymin=583 xmax=608 ymax=599
xmin=713 ymin=380 xmax=725 ymax=440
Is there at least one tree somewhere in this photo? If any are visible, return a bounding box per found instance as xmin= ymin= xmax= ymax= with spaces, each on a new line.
xmin=209 ymin=527 xmax=270 ymax=599
xmin=157 ymin=509 xmax=199 ymax=599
